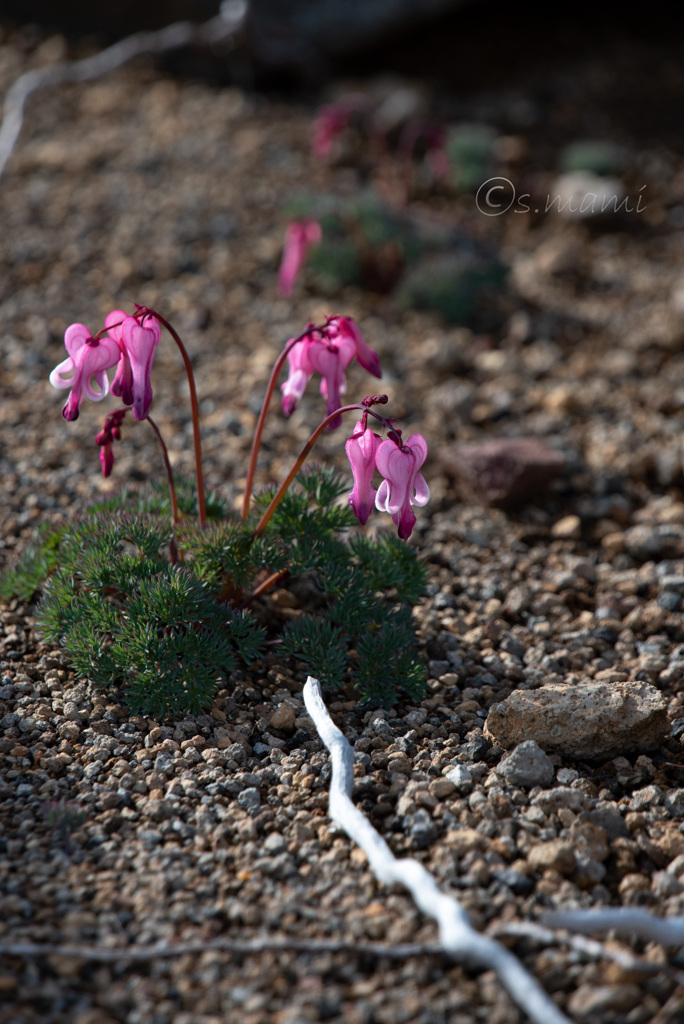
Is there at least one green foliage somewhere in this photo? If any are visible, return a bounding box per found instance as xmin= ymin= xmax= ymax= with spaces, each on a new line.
xmin=298 ymin=194 xmax=425 ymax=293
xmin=2 ymin=467 xmax=427 ymax=716
xmin=285 ymin=190 xmax=509 ymax=325
xmin=559 ymin=140 xmax=626 ymax=177
xmin=0 ymin=519 xmax=65 ymax=603
xmin=396 ymin=251 xmax=507 ymax=327
xmin=446 ymin=124 xmax=498 ymax=192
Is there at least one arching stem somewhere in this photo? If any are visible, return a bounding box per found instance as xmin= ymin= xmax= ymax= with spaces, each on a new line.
xmin=147 ymin=415 xmax=180 ymax=526
xmin=241 ymin=326 xmax=313 ymax=522
xmin=253 ymin=403 xmax=363 ymax=538
xmin=143 ymin=308 xmax=206 ymax=527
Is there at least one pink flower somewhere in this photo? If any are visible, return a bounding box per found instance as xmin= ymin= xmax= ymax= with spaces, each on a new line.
xmin=281 ymin=334 xmax=314 ymax=417
xmin=307 ymin=327 xmax=357 ymax=429
xmin=345 ymin=420 xmax=381 ymax=524
xmin=312 ymin=105 xmax=350 ymax=159
xmin=120 ymin=313 xmax=161 ymax=421
xmin=49 ymin=323 xmax=121 ymax=421
xmin=103 ymin=310 xmax=161 ymax=420
xmin=375 ymin=433 xmax=429 ymax=540
xmin=278 ymin=220 xmax=322 ymax=295
xmin=326 ymin=315 xmax=382 ymax=379
xmin=106 ymin=309 xmax=134 ymax=406
xmin=280 ymin=317 xmax=382 ymax=428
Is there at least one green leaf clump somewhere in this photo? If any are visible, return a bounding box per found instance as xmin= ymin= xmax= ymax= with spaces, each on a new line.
xmin=1 ymin=468 xmax=427 ymax=717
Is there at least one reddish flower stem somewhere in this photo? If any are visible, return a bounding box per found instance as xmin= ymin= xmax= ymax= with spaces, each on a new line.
xmin=253 ymin=403 xmax=363 ymax=538
xmin=241 ymin=326 xmax=314 ymax=522
xmin=143 ymin=309 xmax=206 ymax=527
xmin=147 ymin=415 xmax=180 ymax=526
xmin=246 ymin=567 xmax=289 ymax=602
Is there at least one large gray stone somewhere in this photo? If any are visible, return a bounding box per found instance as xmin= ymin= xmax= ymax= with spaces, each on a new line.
xmin=485 ymin=680 xmax=669 ymax=761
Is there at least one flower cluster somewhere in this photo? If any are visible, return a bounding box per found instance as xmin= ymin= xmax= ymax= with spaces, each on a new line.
xmin=49 ymin=303 xmax=428 ymax=541
xmin=49 ymin=308 xmax=160 ymax=423
xmin=346 ymin=416 xmax=429 ymax=540
xmin=281 ymin=315 xmax=381 ymax=429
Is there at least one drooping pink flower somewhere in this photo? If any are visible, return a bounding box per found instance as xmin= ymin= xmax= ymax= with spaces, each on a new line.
xmin=106 ymin=309 xmax=134 ymax=406
xmin=278 ymin=220 xmax=322 ymax=295
xmin=307 ymin=327 xmax=357 ymax=429
xmin=326 ymin=315 xmax=382 ymax=379
xmin=280 ymin=317 xmax=382 ymax=427
xmin=281 ymin=334 xmax=314 ymax=417
xmin=121 ymin=313 xmax=161 ymax=420
xmin=49 ymin=323 xmax=121 ymax=421
xmin=345 ymin=420 xmax=381 ymax=524
xmin=375 ymin=433 xmax=429 ymax=539
xmin=103 ymin=309 xmax=161 ymax=420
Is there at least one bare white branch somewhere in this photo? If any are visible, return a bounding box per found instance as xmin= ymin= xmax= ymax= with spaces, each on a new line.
xmin=543 ymin=908 xmax=684 ymax=947
xmin=0 ymin=936 xmax=444 ymax=963
xmin=492 ymin=920 xmax=684 ymax=985
xmin=0 ymin=7 xmax=246 ymax=181
xmin=303 ymin=676 xmax=572 ymax=1024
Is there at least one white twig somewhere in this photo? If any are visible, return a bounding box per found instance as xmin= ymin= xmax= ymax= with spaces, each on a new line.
xmin=303 ymin=676 xmax=572 ymax=1024
xmin=0 ymin=6 xmax=246 ymax=181
xmin=492 ymin=920 xmax=684 ymax=984
xmin=0 ymin=936 xmax=444 ymax=963
xmin=542 ymin=908 xmax=684 ymax=947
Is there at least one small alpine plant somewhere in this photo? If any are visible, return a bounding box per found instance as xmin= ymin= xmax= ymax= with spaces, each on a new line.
xmin=3 ymin=308 xmax=429 ymax=717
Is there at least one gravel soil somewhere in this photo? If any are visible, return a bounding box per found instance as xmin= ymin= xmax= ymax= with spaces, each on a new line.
xmin=2 ymin=23 xmax=684 ymax=1024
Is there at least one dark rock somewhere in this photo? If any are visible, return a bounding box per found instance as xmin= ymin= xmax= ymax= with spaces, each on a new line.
xmin=493 ymin=867 xmax=533 ymax=895
xmin=248 ymin=0 xmax=470 ymax=70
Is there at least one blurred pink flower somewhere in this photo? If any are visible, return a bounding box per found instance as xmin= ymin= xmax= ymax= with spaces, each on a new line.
xmin=326 ymin=315 xmax=382 ymax=379
xmin=345 ymin=420 xmax=381 ymax=524
xmin=375 ymin=433 xmax=429 ymax=539
xmin=278 ymin=220 xmax=322 ymax=295
xmin=49 ymin=322 xmax=121 ymax=421
xmin=281 ymin=333 xmax=314 ymax=417
xmin=312 ymin=105 xmax=350 ymax=159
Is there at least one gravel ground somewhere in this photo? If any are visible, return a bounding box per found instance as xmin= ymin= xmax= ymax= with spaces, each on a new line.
xmin=3 ymin=22 xmax=684 ymax=1024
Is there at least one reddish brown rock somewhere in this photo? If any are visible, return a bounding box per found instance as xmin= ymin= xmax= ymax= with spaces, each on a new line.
xmin=441 ymin=438 xmax=565 ymax=508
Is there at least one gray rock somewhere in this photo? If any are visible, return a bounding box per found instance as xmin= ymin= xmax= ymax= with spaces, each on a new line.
xmin=444 ymin=764 xmax=473 ymax=791
xmin=485 ymin=680 xmax=669 ymax=760
xmin=237 ymin=787 xmax=261 ymax=814
xmin=405 ymin=808 xmax=436 ymax=849
xmin=497 ymin=740 xmax=554 ymax=788
xmin=664 ymin=789 xmax=684 ymax=819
